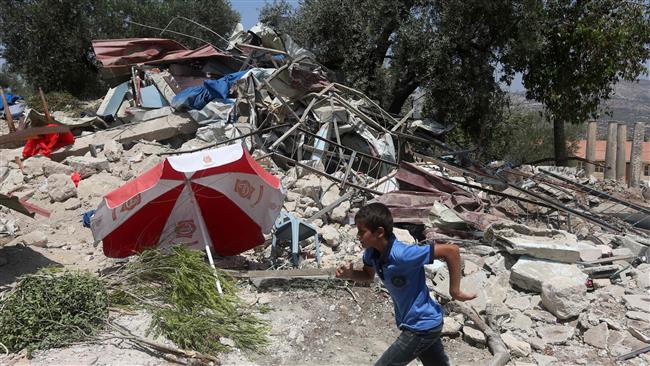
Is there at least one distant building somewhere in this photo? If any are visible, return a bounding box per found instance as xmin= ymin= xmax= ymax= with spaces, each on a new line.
xmin=574 ymin=140 xmax=650 ymax=182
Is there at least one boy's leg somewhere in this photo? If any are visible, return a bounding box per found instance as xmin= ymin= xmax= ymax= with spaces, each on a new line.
xmin=375 ymin=327 xmax=446 ymax=366
xmin=374 ymin=330 xmax=421 ymax=366
xmin=417 ymin=337 xmax=450 ymax=366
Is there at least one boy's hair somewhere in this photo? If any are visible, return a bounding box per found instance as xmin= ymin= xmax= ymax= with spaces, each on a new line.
xmin=355 ymin=202 xmax=393 ymax=237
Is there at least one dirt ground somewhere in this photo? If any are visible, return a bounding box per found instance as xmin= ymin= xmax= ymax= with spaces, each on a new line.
xmin=0 ymin=234 xmax=648 ymax=366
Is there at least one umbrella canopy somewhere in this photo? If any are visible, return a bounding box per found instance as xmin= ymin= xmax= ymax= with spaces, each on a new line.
xmin=90 ymin=144 xmax=284 ymax=258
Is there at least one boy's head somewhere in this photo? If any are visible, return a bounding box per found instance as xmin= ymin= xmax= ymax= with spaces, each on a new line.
xmin=354 ymin=202 xmax=393 ymax=249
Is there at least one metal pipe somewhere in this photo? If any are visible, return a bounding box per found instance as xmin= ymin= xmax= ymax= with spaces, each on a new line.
xmin=538 ymin=168 xmax=650 ymax=216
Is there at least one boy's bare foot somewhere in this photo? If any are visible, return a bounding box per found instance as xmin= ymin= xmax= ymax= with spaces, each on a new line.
xmin=450 ymin=289 xmax=477 ymax=302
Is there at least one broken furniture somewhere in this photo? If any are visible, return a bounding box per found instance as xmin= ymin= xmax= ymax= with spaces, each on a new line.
xmin=271 ymin=211 xmax=321 ymax=267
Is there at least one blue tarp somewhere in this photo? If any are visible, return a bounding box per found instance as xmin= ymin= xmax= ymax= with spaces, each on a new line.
xmin=0 ymin=93 xmax=23 ymax=111
xmin=172 ymin=71 xmax=247 ymax=111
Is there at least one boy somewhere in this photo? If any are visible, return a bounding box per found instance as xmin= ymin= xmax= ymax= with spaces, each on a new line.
xmin=336 ymin=202 xmax=475 ymax=366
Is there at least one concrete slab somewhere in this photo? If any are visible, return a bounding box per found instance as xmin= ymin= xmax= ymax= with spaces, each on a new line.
xmin=2 ymin=114 xmax=197 ymax=164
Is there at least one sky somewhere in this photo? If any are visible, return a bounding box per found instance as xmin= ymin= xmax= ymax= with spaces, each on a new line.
xmin=231 ymin=0 xmax=299 ymax=29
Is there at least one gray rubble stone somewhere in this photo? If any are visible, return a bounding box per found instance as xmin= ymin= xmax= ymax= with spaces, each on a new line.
xmin=9 ymin=230 xmax=48 ymax=247
xmin=627 ymin=311 xmax=650 ymax=322
xmin=462 ymin=326 xmax=486 ymax=347
xmin=524 ymin=309 xmax=556 ymax=324
xmin=505 ymin=295 xmax=532 ymax=311
xmin=47 ymin=173 xmax=77 ymax=202
xmin=320 ymin=225 xmax=340 ymax=248
xmin=65 ymin=156 xmax=110 ymax=178
xmin=536 ymin=324 xmax=575 ymax=344
xmin=541 ymin=277 xmax=588 ymax=320
xmin=22 ymin=155 xmax=48 ymax=177
xmin=532 ymin=353 xmax=557 ymax=366
xmin=103 ymin=140 xmax=124 ymax=162
xmin=330 ymin=201 xmax=350 ymax=223
xmin=442 ymin=317 xmax=462 ymax=336
xmin=76 ymin=172 xmax=123 ymax=202
xmin=510 ymin=256 xmax=587 ymax=292
xmin=292 ymin=174 xmax=321 ymax=201
xmin=634 ymin=263 xmax=650 ymax=289
xmin=41 ymin=159 xmax=75 ymax=177
xmin=0 ymin=168 xmax=24 ymax=194
xmin=501 ymin=331 xmax=531 ymax=357
xmin=623 ymin=295 xmax=650 ymax=312
xmin=583 ymin=322 xmax=608 ymax=349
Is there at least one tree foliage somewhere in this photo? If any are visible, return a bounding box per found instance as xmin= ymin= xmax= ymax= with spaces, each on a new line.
xmin=0 ymin=0 xmax=239 ymax=97
xmin=515 ymin=0 xmax=650 ymax=164
xmin=260 ymin=0 xmax=650 ymax=163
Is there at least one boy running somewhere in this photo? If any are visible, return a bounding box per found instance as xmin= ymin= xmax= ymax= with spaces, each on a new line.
xmin=336 ymin=202 xmax=476 ymax=366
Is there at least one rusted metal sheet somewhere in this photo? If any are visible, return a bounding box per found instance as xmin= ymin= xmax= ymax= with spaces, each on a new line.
xmin=92 ymin=39 xmax=233 ymax=76
xmin=396 ymin=162 xmax=483 ymax=212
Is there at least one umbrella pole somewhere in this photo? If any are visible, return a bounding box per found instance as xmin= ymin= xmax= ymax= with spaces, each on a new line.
xmin=186 ymin=180 xmax=223 ymax=296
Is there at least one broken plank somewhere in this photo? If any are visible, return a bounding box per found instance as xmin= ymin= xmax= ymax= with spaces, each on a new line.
xmin=0 ymin=125 xmax=71 ymax=146
xmin=0 ymin=88 xmax=16 ymax=133
xmin=0 ymin=113 xmax=197 ymax=164
xmin=578 ymin=255 xmax=636 ymax=266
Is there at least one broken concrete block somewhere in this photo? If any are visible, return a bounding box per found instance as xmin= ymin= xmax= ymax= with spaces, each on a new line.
xmin=103 ymin=140 xmax=124 ymax=162
xmin=627 ymin=311 xmax=650 ymax=322
xmin=532 ymin=353 xmax=557 ymax=366
xmin=485 ymin=223 xmax=589 ymax=263
xmin=510 ymin=256 xmax=587 ymax=292
xmin=612 ymin=235 xmax=649 ymax=257
xmin=293 ymin=174 xmax=321 ymax=201
xmin=536 ymin=324 xmax=575 ymax=344
xmin=505 ymin=294 xmax=532 ymax=312
xmin=634 ymin=263 xmax=650 ymax=289
xmin=64 ymin=156 xmax=110 ymax=178
xmin=541 ymin=277 xmax=588 ymax=320
xmin=47 ymin=173 xmax=77 ymax=202
xmin=583 ymin=322 xmax=608 ymax=349
xmin=502 ymin=331 xmax=531 ymax=357
xmin=9 ymin=230 xmax=48 ymax=247
xmin=442 ymin=317 xmax=462 ymax=336
xmin=623 ymin=295 xmax=650 ymax=312
xmin=0 ymin=168 xmax=24 ymax=194
xmin=330 ymin=201 xmax=350 ymax=224
xmin=41 ymin=159 xmax=75 ymax=177
xmin=321 ymin=184 xmax=341 ymax=207
xmin=462 ymin=326 xmax=486 ymax=348
xmin=320 ymin=225 xmax=340 ymax=248
xmin=76 ymin=172 xmax=123 ymax=203
xmin=22 ymin=155 xmax=49 ymax=178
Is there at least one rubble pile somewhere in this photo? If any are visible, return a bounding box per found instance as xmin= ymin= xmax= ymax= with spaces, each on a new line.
xmin=1 ymin=22 xmax=649 ymax=365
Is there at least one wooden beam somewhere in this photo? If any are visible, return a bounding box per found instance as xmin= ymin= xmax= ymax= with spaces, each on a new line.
xmin=0 ymin=88 xmax=17 ymax=133
xmin=0 ymin=125 xmax=70 ymax=146
xmin=38 ymin=87 xmax=52 ymax=123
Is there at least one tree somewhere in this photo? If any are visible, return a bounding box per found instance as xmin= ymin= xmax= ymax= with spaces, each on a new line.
xmin=515 ymin=0 xmax=650 ymax=166
xmin=0 ymin=0 xmax=239 ymax=97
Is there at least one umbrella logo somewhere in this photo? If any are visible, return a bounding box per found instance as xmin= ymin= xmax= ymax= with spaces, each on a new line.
xmin=175 ymin=220 xmax=197 ymax=238
xmin=235 ymin=179 xmax=255 ymax=199
xmin=121 ymin=194 xmax=142 ymax=212
xmin=203 ymin=155 xmax=214 ymax=165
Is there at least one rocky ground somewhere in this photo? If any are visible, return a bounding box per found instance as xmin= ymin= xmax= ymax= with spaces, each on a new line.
xmin=1 ymin=140 xmax=649 ymax=365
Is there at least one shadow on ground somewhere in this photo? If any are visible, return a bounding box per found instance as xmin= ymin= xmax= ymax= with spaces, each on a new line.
xmin=0 ymin=244 xmax=62 ymax=287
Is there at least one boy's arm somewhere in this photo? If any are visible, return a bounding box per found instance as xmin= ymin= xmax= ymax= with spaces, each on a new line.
xmin=335 ymin=263 xmax=375 ymax=282
xmin=433 ymin=243 xmax=476 ymax=301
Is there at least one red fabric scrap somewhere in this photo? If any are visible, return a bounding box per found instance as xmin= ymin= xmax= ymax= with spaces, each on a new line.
xmin=22 ymin=124 xmax=75 ymax=159
xmin=71 ymin=172 xmax=81 ymax=187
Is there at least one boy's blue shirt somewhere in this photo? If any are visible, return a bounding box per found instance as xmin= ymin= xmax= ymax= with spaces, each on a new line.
xmin=363 ymin=237 xmax=443 ymax=331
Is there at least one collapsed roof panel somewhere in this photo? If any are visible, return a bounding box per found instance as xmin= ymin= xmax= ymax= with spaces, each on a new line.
xmin=92 ymin=39 xmax=239 ymax=78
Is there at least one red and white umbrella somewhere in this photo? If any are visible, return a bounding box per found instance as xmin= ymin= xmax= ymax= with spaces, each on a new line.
xmin=90 ymin=143 xmax=284 ymax=261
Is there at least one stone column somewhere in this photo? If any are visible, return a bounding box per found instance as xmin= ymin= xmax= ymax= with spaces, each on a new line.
xmin=616 ymin=123 xmax=627 ymax=183
xmin=585 ymin=121 xmax=597 ymax=176
xmin=629 ymin=122 xmax=644 ymax=188
xmin=604 ymin=121 xmax=617 ymax=180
